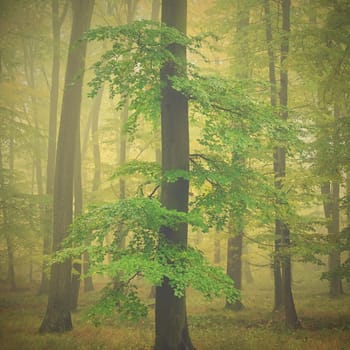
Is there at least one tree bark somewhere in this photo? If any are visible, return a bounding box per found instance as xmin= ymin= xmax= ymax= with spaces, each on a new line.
xmin=39 ymin=0 xmax=68 ymax=295
xmin=263 ymin=0 xmax=282 ymax=312
xmin=154 ymin=1 xmax=195 ymax=349
xmin=279 ymin=0 xmax=299 ymax=329
xmin=39 ymin=0 xmax=94 ymax=333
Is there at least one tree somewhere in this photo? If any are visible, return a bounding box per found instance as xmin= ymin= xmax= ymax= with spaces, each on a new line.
xmin=263 ymin=0 xmax=283 ymax=312
xmin=52 ymin=9 xmax=238 ymax=343
xmin=0 ymin=140 xmax=16 ymax=290
xmin=38 ymin=0 xmax=69 ymax=295
xmin=39 ymin=0 xmax=94 ymax=333
xmin=291 ymin=0 xmax=350 ymax=296
xmin=154 ymin=1 xmax=195 ymax=349
xmin=277 ymin=0 xmax=299 ymax=329
xmin=225 ymin=0 xmax=250 ymax=312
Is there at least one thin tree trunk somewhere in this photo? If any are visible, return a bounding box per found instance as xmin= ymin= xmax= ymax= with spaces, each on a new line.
xmin=39 ymin=0 xmax=68 ymax=295
xmin=81 ymin=86 xmax=104 ymax=293
xmin=263 ymin=0 xmax=282 ymax=312
xmin=0 ymin=50 xmax=15 ymax=291
xmin=225 ymin=228 xmax=243 ymax=311
xmin=1 ymin=139 xmax=17 ymax=290
xmin=279 ymin=0 xmax=299 ymax=329
xmin=70 ymin=129 xmax=83 ymax=311
xmin=321 ymin=182 xmax=343 ymax=296
xmin=225 ymin=0 xmax=249 ymax=311
xmin=91 ymin=86 xmax=104 ymax=191
xmin=39 ymin=0 xmax=94 ymax=333
xmin=148 ymin=0 xmax=161 ymax=301
xmin=22 ymin=33 xmax=48 ymax=297
xmin=119 ymin=100 xmax=128 ymax=202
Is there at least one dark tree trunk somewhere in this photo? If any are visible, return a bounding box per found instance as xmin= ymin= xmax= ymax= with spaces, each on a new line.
xmin=154 ymin=1 xmax=194 ymax=349
xmin=39 ymin=0 xmax=68 ymax=296
xmin=263 ymin=0 xmax=282 ymax=312
xmin=39 ymin=0 xmax=94 ymax=333
xmin=279 ymin=0 xmax=299 ymax=329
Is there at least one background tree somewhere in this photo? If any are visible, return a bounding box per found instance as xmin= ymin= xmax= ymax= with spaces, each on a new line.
xmin=277 ymin=0 xmax=299 ymax=329
xmin=39 ymin=0 xmax=94 ymax=333
xmin=225 ymin=0 xmax=251 ymax=312
xmin=39 ymin=0 xmax=69 ymax=295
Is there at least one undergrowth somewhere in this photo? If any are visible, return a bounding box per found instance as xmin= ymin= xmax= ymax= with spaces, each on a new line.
xmin=0 ymin=275 xmax=349 ymax=350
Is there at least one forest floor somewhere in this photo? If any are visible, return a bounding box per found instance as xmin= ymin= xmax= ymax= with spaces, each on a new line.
xmin=1 ymin=271 xmax=350 ymax=350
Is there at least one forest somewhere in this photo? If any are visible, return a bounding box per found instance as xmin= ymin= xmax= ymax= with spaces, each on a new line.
xmin=0 ymin=0 xmax=350 ymax=349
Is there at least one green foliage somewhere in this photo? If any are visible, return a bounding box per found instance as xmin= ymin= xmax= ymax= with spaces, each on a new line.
xmin=84 ymin=20 xmax=207 ymax=139
xmin=87 ymin=284 xmax=148 ymax=325
xmin=110 ymin=160 xmax=160 ymax=182
xmin=64 ymin=17 xmax=315 ymax=324
xmin=181 ymin=76 xmax=299 ymax=231
xmin=53 ymin=196 xmax=237 ymax=322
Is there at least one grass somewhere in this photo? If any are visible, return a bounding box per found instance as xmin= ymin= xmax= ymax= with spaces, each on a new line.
xmin=1 ymin=270 xmax=350 ymax=350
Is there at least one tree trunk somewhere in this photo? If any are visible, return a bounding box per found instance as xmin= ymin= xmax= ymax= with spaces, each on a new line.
xmin=263 ymin=0 xmax=282 ymax=312
xmin=22 ymin=26 xmax=47 ymax=297
xmin=225 ymin=229 xmax=243 ymax=311
xmin=154 ymin=1 xmax=195 ymax=349
xmin=39 ymin=0 xmax=94 ymax=333
xmin=91 ymin=86 xmax=104 ymax=191
xmin=6 ymin=236 xmax=16 ymax=290
xmin=279 ymin=0 xmax=299 ymax=329
xmin=225 ymin=0 xmax=250 ymax=311
xmin=119 ymin=100 xmax=128 ymax=201
xmin=242 ymin=244 xmax=254 ymax=283
xmin=81 ymin=86 xmax=104 ymax=293
xmin=321 ymin=182 xmax=343 ymax=296
xmin=70 ymin=129 xmax=83 ymax=311
xmin=39 ymin=0 xmax=68 ymax=296
xmin=148 ymin=0 xmax=161 ymax=300
xmin=0 ymin=140 xmax=17 ymax=291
